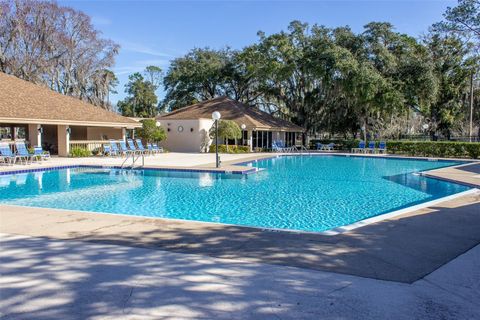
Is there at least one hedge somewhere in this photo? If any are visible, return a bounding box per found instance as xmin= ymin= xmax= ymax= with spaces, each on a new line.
xmin=208 ymin=144 xmax=250 ymax=154
xmin=386 ymin=141 xmax=480 ymax=159
xmin=310 ymin=139 xmax=480 ymax=159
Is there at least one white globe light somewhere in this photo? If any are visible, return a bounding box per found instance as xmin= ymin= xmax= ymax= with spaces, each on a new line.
xmin=156 ymin=121 xmax=161 ymax=127
xmin=241 ymin=124 xmax=246 ymax=130
xmin=422 ymin=123 xmax=429 ymax=130
xmin=212 ymin=111 xmax=221 ymax=121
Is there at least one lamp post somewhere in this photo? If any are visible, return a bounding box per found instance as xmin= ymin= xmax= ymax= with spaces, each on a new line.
xmin=241 ymin=124 xmax=246 ymax=146
xmin=212 ymin=111 xmax=221 ymax=168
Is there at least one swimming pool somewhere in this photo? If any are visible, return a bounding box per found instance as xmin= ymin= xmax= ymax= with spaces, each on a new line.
xmin=0 ymin=155 xmax=471 ymax=232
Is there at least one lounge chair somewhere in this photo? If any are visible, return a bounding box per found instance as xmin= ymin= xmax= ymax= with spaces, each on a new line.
xmin=109 ymin=140 xmax=120 ymax=156
xmin=378 ymin=141 xmax=387 ymax=154
xmin=366 ymin=141 xmax=376 ymax=153
xmin=351 ymin=141 xmax=366 ymax=154
xmin=152 ymin=143 xmax=163 ymax=153
xmin=135 ymin=139 xmax=149 ymax=155
xmin=15 ymin=141 xmax=35 ymax=164
xmin=103 ymin=144 xmax=114 ymax=157
xmin=33 ymin=146 xmax=50 ymax=161
xmin=119 ymin=140 xmax=133 ymax=155
xmin=324 ymin=143 xmax=335 ymax=151
xmin=127 ymin=139 xmax=140 ymax=154
xmin=272 ymin=141 xmax=281 ymax=152
xmin=316 ymin=143 xmax=324 ymax=150
xmin=146 ymin=143 xmax=156 ymax=155
xmin=277 ymin=140 xmax=293 ymax=153
xmin=0 ymin=143 xmax=17 ymax=165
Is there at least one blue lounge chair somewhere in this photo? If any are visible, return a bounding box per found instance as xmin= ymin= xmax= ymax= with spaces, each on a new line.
xmin=135 ymin=139 xmax=149 ymax=155
xmin=15 ymin=141 xmax=35 ymax=164
xmin=119 ymin=140 xmax=133 ymax=155
xmin=352 ymin=141 xmax=366 ymax=153
xmin=103 ymin=144 xmax=114 ymax=157
xmin=33 ymin=146 xmax=50 ymax=161
xmin=366 ymin=141 xmax=376 ymax=153
xmin=378 ymin=141 xmax=387 ymax=154
xmin=0 ymin=142 xmax=18 ymax=165
xmin=316 ymin=143 xmax=324 ymax=150
xmin=324 ymin=143 xmax=335 ymax=151
xmin=152 ymin=143 xmax=163 ymax=153
xmin=272 ymin=141 xmax=281 ymax=152
xmin=146 ymin=143 xmax=155 ymax=155
xmin=127 ymin=139 xmax=140 ymax=154
xmin=275 ymin=140 xmax=292 ymax=153
xmin=108 ymin=140 xmax=120 ymax=156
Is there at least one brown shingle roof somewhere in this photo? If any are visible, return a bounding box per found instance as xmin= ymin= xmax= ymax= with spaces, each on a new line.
xmin=158 ymin=96 xmax=304 ymax=132
xmin=0 ymin=72 xmax=140 ymax=127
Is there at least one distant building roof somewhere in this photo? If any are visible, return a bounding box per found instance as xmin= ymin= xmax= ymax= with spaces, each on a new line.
xmin=0 ymin=72 xmax=140 ymax=128
xmin=158 ymin=96 xmax=304 ymax=132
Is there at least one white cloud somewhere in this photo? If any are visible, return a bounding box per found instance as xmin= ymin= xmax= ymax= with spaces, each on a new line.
xmin=120 ymin=40 xmax=174 ymax=58
xmin=114 ymin=58 xmax=171 ymax=75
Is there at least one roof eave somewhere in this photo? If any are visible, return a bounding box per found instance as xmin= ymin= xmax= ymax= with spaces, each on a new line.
xmin=0 ymin=117 xmax=142 ymax=128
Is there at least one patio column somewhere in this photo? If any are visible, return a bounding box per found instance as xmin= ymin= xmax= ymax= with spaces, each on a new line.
xmin=122 ymin=127 xmax=127 ymax=141
xmin=27 ymin=124 xmax=42 ymax=147
xmin=248 ymin=130 xmax=253 ymax=152
xmin=58 ymin=125 xmax=70 ymax=157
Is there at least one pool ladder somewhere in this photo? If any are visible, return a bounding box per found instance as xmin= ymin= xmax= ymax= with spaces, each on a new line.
xmin=120 ymin=152 xmax=144 ymax=169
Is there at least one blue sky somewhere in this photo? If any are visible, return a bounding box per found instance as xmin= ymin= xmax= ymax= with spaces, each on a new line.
xmin=60 ymin=0 xmax=456 ymax=104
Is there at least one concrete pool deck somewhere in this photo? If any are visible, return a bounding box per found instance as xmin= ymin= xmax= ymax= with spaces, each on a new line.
xmin=1 ymin=233 xmax=479 ymax=319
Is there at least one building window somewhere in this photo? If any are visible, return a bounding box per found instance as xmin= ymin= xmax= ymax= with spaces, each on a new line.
xmin=14 ymin=127 xmax=26 ymax=140
xmin=0 ymin=126 xmax=12 ymax=140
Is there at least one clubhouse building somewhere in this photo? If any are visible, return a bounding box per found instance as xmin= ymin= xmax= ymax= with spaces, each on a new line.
xmin=0 ymin=72 xmax=140 ymax=156
xmin=156 ymin=96 xmax=304 ymax=152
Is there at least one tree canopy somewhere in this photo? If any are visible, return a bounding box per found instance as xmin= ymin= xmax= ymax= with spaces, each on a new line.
xmin=0 ymin=0 xmax=119 ymax=109
xmin=136 ymin=119 xmax=167 ymax=143
xmin=160 ymin=2 xmax=479 ymax=139
xmin=209 ymin=120 xmax=242 ymax=150
xmin=117 ymin=66 xmax=162 ymax=117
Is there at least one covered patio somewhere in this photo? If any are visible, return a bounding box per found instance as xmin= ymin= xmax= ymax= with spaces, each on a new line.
xmin=0 ymin=72 xmax=140 ymax=156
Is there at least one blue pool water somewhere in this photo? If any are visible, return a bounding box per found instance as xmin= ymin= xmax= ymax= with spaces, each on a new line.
xmin=0 ymin=156 xmax=470 ymax=232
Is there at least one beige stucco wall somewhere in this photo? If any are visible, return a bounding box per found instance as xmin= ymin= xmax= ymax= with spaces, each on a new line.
xmin=157 ymin=119 xmax=214 ymax=152
xmin=86 ymin=127 xmax=123 ymax=140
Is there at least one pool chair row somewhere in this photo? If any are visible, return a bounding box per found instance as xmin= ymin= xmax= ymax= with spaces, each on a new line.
xmin=272 ymin=141 xmax=296 ymax=152
xmin=351 ymin=141 xmax=387 ymax=154
xmin=103 ymin=139 xmax=164 ymax=157
xmin=316 ymin=143 xmax=335 ymax=151
xmin=0 ymin=142 xmax=50 ymax=165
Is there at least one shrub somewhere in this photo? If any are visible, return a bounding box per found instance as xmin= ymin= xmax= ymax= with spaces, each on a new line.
xmin=70 ymin=147 xmax=92 ymax=157
xmin=209 ymin=144 xmax=250 ymax=153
